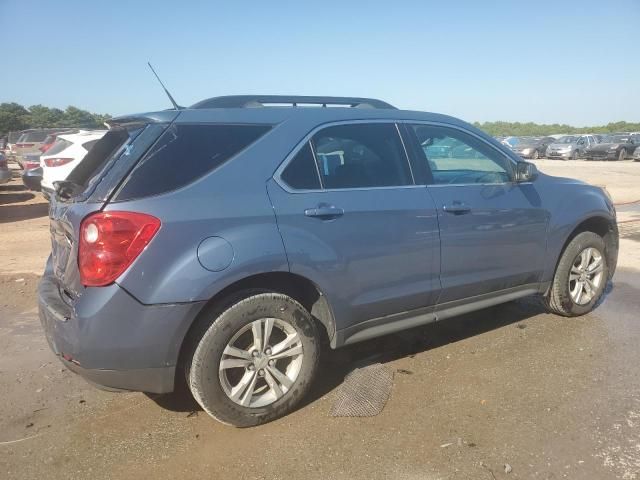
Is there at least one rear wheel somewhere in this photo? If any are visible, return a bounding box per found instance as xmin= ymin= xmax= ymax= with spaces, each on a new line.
xmin=188 ymin=292 xmax=320 ymax=427
xmin=545 ymin=232 xmax=608 ymax=316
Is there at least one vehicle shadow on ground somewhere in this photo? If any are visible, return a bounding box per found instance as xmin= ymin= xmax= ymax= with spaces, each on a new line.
xmin=0 ymin=183 xmax=26 ymax=192
xmin=0 ymin=191 xmax=35 ymax=205
xmin=0 ymin=202 xmax=48 ymax=223
xmin=149 ymin=299 xmax=545 ymax=415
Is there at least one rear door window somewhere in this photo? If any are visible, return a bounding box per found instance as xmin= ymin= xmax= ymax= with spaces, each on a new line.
xmin=310 ymin=123 xmax=412 ymax=189
xmin=115 ymin=123 xmax=271 ymax=200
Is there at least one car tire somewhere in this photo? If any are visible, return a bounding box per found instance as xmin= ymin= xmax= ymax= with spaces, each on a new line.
xmin=545 ymin=231 xmax=609 ymax=317
xmin=187 ymin=291 xmax=320 ymax=427
xmin=571 ymin=150 xmax=579 ymax=160
xmin=532 ymin=150 xmax=539 ymax=160
xmin=617 ymin=149 xmax=626 ymax=162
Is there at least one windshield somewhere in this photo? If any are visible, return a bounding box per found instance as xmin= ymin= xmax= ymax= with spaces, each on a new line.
xmin=556 ymin=136 xmax=577 ymax=144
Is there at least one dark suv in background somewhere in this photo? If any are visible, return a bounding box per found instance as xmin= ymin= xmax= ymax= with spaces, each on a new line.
xmin=39 ymin=96 xmax=618 ymax=427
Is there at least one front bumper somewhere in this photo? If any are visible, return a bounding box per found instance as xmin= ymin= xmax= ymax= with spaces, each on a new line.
xmin=546 ymin=151 xmax=573 ymax=159
xmin=38 ymin=259 xmax=205 ymax=393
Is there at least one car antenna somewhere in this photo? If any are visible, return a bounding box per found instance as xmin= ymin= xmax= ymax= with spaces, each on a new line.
xmin=147 ymin=62 xmax=182 ymax=110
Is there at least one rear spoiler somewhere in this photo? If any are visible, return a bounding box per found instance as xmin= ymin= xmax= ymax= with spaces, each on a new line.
xmin=105 ymin=111 xmax=180 ymax=130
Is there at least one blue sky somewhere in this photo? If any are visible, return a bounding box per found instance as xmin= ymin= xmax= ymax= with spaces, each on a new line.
xmin=1 ymin=0 xmax=638 ymax=125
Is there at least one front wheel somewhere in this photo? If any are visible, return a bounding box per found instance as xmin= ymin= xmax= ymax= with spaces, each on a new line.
xmin=545 ymin=232 xmax=608 ymax=316
xmin=617 ymin=149 xmax=626 ymax=161
xmin=532 ymin=149 xmax=539 ymax=160
xmin=188 ymin=292 xmax=320 ymax=427
xmin=571 ymin=150 xmax=579 ymax=160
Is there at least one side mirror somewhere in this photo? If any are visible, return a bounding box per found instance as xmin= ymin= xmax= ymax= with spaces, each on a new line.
xmin=515 ymin=161 xmax=538 ymax=182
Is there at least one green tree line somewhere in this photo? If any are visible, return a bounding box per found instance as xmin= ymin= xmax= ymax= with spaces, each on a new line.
xmin=2 ymin=101 xmax=638 ymax=138
xmin=473 ymin=120 xmax=640 ymax=137
xmin=0 ymin=102 xmax=111 ymax=135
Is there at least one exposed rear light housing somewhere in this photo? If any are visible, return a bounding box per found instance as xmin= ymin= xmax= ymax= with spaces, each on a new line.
xmin=79 ymin=211 xmax=161 ymax=287
xmin=44 ymin=157 xmax=73 ymax=167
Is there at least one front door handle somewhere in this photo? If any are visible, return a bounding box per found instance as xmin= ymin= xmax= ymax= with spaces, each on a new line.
xmin=442 ymin=202 xmax=471 ymax=215
xmin=304 ymin=205 xmax=344 ymax=219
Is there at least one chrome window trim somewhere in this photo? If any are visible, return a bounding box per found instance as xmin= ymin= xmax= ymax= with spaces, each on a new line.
xmin=273 ymin=119 xmax=416 ymax=194
xmin=395 ymin=123 xmax=415 ymax=184
xmin=398 ymin=119 xmax=520 ymax=186
xmin=307 ymin=140 xmax=325 ymax=189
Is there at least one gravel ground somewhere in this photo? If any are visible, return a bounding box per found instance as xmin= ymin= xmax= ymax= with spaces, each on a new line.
xmin=1 ymin=160 xmax=639 ymax=480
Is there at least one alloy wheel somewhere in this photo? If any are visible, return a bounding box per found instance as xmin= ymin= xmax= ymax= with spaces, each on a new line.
xmin=218 ymin=318 xmax=304 ymax=408
xmin=569 ymin=247 xmax=604 ymax=305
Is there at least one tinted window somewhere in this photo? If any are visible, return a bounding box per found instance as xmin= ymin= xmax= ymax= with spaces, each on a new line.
xmin=23 ymin=131 xmax=48 ymax=142
xmin=281 ymin=142 xmax=321 ymax=189
xmin=116 ymin=124 xmax=270 ymax=200
xmin=311 ymin=123 xmax=411 ymax=189
xmin=408 ymin=124 xmax=512 ymax=185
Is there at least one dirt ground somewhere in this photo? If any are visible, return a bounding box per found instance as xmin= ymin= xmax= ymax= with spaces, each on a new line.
xmin=1 ymin=160 xmax=639 ymax=480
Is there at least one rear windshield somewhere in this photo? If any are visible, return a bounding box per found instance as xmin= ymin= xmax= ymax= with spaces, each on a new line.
xmin=45 ymin=139 xmax=73 ymax=156
xmin=66 ymin=128 xmax=134 ymax=191
xmin=8 ymin=132 xmax=22 ymax=143
xmin=22 ymin=131 xmax=48 ymax=142
xmin=114 ymin=123 xmax=271 ymax=200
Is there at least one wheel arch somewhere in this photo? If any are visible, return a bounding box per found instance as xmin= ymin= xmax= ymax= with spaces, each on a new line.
xmin=550 ymin=215 xmax=618 ymax=287
xmin=175 ymin=271 xmax=336 ymax=388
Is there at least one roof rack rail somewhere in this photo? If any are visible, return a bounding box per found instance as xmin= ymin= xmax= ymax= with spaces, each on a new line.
xmin=190 ymin=95 xmax=396 ymax=110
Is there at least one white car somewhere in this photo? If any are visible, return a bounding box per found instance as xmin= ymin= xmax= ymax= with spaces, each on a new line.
xmin=40 ymin=130 xmax=107 ymax=198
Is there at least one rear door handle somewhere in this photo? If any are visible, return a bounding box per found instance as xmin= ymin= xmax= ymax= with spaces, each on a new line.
xmin=304 ymin=206 xmax=344 ymax=219
xmin=442 ymin=203 xmax=471 ymax=215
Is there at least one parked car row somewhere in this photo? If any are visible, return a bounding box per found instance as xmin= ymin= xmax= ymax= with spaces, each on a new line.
xmin=497 ymin=133 xmax=640 ymax=161
xmin=1 ymin=127 xmax=106 ymax=197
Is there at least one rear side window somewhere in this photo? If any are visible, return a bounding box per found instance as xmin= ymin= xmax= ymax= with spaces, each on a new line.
xmin=311 ymin=123 xmax=412 ymax=189
xmin=281 ymin=142 xmax=321 ymax=190
xmin=116 ymin=124 xmax=270 ymax=200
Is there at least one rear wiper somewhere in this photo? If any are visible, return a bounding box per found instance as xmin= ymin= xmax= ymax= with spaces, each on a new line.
xmin=53 ymin=180 xmax=83 ymax=200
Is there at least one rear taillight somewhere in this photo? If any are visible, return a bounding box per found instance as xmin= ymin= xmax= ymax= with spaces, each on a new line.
xmin=79 ymin=211 xmax=161 ymax=287
xmin=23 ymin=161 xmax=40 ymax=170
xmin=44 ymin=157 xmax=73 ymax=167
